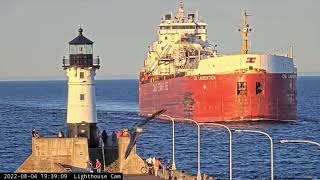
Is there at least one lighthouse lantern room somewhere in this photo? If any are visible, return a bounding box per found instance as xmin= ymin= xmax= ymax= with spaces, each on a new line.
xmin=62 ymin=28 xmax=100 ymax=148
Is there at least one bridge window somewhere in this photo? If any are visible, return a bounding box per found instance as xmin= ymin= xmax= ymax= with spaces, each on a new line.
xmin=160 ymin=26 xmax=171 ymax=30
xmin=237 ymin=82 xmax=247 ymax=95
xmin=256 ymin=82 xmax=263 ymax=94
xmin=196 ymin=25 xmax=206 ymax=29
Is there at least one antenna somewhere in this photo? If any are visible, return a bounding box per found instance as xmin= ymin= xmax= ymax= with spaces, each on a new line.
xmin=179 ymin=0 xmax=183 ymax=7
xmin=195 ymin=9 xmax=199 ymax=21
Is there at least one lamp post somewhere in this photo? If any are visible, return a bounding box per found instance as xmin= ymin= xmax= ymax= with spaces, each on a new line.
xmin=199 ymin=123 xmax=232 ymax=180
xmin=234 ymin=129 xmax=274 ymax=180
xmin=101 ymin=141 xmax=106 ymax=171
xmin=160 ymin=114 xmax=177 ymax=170
xmin=280 ymin=140 xmax=320 ymax=147
xmin=182 ymin=118 xmax=202 ymax=180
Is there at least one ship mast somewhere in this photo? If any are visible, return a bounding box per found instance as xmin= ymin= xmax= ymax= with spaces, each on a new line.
xmin=177 ymin=1 xmax=185 ymax=22
xmin=239 ymin=11 xmax=252 ymax=54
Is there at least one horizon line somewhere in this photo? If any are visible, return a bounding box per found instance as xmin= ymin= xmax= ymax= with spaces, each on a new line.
xmin=1 ymin=73 xmax=320 ymax=82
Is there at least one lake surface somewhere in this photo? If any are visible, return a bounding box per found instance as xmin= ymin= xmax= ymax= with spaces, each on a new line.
xmin=0 ymin=77 xmax=319 ymax=179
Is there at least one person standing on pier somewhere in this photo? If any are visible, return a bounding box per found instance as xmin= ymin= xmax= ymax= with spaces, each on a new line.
xmin=154 ymin=158 xmax=161 ymax=176
xmin=158 ymin=158 xmax=164 ymax=178
xmin=111 ymin=131 xmax=117 ymax=146
xmin=32 ymin=128 xmax=37 ymax=137
xmin=87 ymin=161 xmax=93 ymax=173
xmin=95 ymin=159 xmax=101 ymax=173
xmin=101 ymin=130 xmax=108 ymax=146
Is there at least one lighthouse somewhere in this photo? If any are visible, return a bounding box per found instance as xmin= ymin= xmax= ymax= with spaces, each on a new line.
xmin=62 ymin=28 xmax=100 ymax=147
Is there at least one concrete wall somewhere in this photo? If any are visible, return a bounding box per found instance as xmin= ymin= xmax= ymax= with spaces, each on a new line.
xmin=16 ymin=137 xmax=89 ymax=172
xmin=32 ymin=137 xmax=89 ymax=168
xmin=118 ymin=136 xmax=144 ymax=174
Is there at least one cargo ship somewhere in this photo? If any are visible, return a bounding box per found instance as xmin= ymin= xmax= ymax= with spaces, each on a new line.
xmin=139 ymin=2 xmax=297 ymax=122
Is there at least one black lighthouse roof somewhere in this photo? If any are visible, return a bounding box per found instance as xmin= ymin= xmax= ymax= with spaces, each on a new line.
xmin=69 ymin=28 xmax=93 ymax=45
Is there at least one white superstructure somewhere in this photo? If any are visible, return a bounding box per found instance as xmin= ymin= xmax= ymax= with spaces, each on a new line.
xmin=142 ymin=3 xmax=296 ymax=77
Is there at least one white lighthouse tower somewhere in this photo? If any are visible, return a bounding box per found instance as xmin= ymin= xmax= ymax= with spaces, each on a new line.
xmin=62 ymin=28 xmax=100 ymax=147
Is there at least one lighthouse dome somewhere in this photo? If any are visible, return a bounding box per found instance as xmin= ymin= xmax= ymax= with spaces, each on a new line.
xmin=62 ymin=28 xmax=100 ymax=69
xmin=69 ymin=28 xmax=93 ymax=45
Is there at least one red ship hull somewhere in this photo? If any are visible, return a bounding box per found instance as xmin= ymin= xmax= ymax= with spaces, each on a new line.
xmin=139 ymin=73 xmax=297 ymax=122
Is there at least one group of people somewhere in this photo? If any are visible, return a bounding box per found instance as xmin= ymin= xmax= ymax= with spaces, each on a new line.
xmin=146 ymin=155 xmax=172 ymax=178
xmin=97 ymin=128 xmax=131 ymax=148
xmin=116 ymin=128 xmax=130 ymax=138
xmin=32 ymin=127 xmax=132 ymax=145
xmin=32 ymin=128 xmax=66 ymax=139
xmin=86 ymin=159 xmax=102 ymax=173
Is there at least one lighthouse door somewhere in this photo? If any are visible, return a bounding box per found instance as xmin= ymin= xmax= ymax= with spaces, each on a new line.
xmin=78 ymin=124 xmax=89 ymax=138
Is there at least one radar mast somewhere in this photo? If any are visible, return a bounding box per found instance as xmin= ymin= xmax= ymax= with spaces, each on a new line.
xmin=239 ymin=11 xmax=252 ymax=54
xmin=177 ymin=1 xmax=185 ymax=22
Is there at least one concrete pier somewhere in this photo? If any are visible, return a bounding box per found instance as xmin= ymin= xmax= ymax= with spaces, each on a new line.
xmin=17 ymin=136 xmax=144 ymax=174
xmin=16 ymin=135 xmax=204 ymax=179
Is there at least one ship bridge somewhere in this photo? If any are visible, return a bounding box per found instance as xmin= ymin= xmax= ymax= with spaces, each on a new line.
xmin=158 ymin=2 xmax=207 ymax=42
xmin=143 ymin=2 xmax=214 ymax=76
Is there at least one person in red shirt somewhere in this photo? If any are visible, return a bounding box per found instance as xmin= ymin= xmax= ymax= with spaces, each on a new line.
xmin=116 ymin=130 xmax=123 ymax=138
xmin=154 ymin=158 xmax=161 ymax=176
xmin=95 ymin=159 xmax=102 ymax=173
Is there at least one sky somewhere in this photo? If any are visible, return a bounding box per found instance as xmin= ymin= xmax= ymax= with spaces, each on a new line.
xmin=0 ymin=0 xmax=320 ymax=80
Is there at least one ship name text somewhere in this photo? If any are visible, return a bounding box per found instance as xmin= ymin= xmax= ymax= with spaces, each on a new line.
xmin=153 ymin=81 xmax=169 ymax=92
xmin=282 ymin=74 xmax=297 ymax=79
xmin=193 ymin=75 xmax=216 ymax=81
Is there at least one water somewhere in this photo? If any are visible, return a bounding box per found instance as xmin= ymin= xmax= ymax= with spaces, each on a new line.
xmin=0 ymin=78 xmax=319 ymax=179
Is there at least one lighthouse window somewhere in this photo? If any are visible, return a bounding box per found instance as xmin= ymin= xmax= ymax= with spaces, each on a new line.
xmin=256 ymin=82 xmax=263 ymax=94
xmin=70 ymin=45 xmax=77 ymax=54
xmin=80 ymin=72 xmax=84 ymax=79
xmin=85 ymin=45 xmax=92 ymax=54
xmin=80 ymin=94 xmax=85 ymax=101
xmin=237 ymin=82 xmax=247 ymax=95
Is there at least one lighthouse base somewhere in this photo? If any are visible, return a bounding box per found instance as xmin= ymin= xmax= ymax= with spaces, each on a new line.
xmin=67 ymin=123 xmax=99 ymax=148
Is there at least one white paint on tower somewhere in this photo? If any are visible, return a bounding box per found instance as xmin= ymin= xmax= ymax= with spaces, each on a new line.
xmin=66 ymin=67 xmax=97 ymax=124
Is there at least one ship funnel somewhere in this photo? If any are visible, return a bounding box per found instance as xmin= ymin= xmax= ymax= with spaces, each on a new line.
xmin=288 ymin=46 xmax=294 ymax=59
